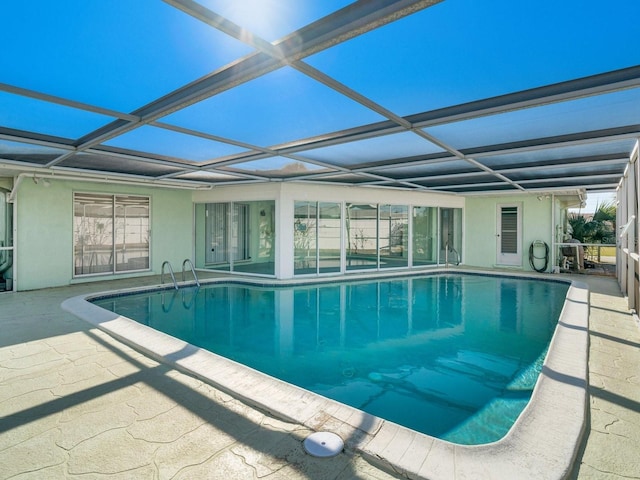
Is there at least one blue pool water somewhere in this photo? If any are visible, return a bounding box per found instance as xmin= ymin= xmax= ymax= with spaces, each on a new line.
xmin=93 ymin=273 xmax=569 ymax=444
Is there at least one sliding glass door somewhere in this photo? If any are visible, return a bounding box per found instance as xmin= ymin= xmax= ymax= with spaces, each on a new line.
xmin=205 ymin=203 xmax=229 ymax=268
xmin=201 ymin=201 xmax=275 ymax=275
xmin=74 ymin=193 xmax=149 ymax=276
xmin=413 ymin=206 xmax=438 ymax=265
xmin=0 ymin=189 xmax=12 ymax=291
xmin=440 ymin=207 xmax=463 ymax=265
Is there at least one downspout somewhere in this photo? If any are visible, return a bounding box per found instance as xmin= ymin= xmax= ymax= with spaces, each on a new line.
xmin=7 ymin=174 xmax=25 ymax=203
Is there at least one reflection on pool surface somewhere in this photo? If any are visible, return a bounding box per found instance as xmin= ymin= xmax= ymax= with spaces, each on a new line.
xmin=93 ymin=273 xmax=569 ymax=444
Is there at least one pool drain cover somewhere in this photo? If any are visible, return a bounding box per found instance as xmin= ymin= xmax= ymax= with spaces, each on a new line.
xmin=303 ymin=432 xmax=344 ymax=457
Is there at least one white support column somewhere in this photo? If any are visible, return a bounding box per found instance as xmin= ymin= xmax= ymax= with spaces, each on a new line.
xmin=627 ymin=159 xmax=636 ymax=311
xmin=623 ymin=188 xmax=629 ymax=293
xmin=632 ymin=142 xmax=640 ymax=313
xmin=617 ymin=181 xmax=625 ymax=288
xmin=277 ymin=195 xmax=294 ymax=280
xmin=618 ymin=139 xmax=640 ymax=310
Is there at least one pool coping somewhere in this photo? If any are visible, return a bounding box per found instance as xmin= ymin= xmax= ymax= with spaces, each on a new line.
xmin=62 ymin=269 xmax=589 ymax=480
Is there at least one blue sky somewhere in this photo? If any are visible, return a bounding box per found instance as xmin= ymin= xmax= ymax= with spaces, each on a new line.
xmin=572 ymin=192 xmax=618 ymax=214
xmin=1 ymin=0 xmax=639 ymax=158
xmin=306 ymin=0 xmax=640 ymax=115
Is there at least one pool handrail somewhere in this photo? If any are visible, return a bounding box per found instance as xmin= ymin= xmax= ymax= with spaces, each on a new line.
xmin=182 ymin=258 xmax=200 ymax=287
xmin=161 ymin=260 xmax=178 ymax=290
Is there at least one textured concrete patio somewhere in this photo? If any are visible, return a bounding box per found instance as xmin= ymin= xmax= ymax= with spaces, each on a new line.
xmin=0 ymin=274 xmax=638 ymax=479
xmin=0 ymin=277 xmax=402 ymax=480
xmin=570 ymin=276 xmax=640 ymax=479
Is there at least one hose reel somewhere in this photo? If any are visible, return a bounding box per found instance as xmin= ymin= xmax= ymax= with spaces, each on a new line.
xmin=529 ymin=240 xmax=549 ymax=273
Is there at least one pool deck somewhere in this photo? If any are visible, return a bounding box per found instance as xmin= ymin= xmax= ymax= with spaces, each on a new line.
xmin=1 ymin=273 xmax=638 ymax=479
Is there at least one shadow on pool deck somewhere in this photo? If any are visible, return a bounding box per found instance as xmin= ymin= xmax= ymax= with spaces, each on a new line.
xmin=568 ymin=274 xmax=640 ymax=479
xmin=0 ymin=278 xmax=401 ymax=480
xmin=1 ymin=273 xmax=638 ymax=479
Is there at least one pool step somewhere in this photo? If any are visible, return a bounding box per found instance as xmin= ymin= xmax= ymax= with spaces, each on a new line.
xmin=443 ymin=396 xmax=530 ymax=445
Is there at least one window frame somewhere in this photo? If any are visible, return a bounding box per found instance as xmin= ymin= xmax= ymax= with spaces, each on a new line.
xmin=73 ymin=192 xmax=151 ymax=277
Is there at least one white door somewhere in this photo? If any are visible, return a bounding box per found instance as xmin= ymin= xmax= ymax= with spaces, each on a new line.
xmin=497 ymin=204 xmax=522 ymax=265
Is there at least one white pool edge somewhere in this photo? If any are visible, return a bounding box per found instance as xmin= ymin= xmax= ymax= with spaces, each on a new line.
xmin=61 ymin=271 xmax=588 ymax=480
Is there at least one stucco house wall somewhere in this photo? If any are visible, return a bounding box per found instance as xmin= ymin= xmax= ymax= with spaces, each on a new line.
xmin=9 ymin=175 xmax=569 ymax=290
xmin=193 ymin=182 xmax=465 ymax=278
xmin=14 ymin=178 xmax=193 ymax=291
xmin=464 ymin=195 xmax=554 ymax=272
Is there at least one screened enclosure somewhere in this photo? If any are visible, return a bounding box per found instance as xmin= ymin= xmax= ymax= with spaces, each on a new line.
xmin=0 ymin=1 xmax=637 ymax=196
xmin=1 ymin=0 xmax=639 ymax=289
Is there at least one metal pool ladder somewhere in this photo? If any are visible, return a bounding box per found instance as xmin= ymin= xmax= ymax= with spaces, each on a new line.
xmin=161 ymin=261 xmax=178 ymax=290
xmin=182 ymin=258 xmax=200 ymax=287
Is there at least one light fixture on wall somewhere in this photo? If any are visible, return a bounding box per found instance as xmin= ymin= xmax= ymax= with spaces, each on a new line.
xmin=32 ymin=175 xmax=51 ymax=187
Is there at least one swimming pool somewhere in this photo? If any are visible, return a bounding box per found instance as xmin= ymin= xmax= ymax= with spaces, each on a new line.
xmin=63 ymin=272 xmax=588 ymax=479
xmin=92 ymin=273 xmax=565 ymax=444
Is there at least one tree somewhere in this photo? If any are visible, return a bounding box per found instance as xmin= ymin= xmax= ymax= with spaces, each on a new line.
xmin=569 ymin=200 xmax=616 ymax=244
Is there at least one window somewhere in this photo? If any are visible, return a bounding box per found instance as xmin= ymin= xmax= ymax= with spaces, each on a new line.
xmin=294 ymin=201 xmax=317 ymax=275
xmin=295 ymin=202 xmax=463 ymax=275
xmin=294 ymin=201 xmax=341 ymax=275
xmin=318 ymin=202 xmax=341 ymax=273
xmin=346 ymin=203 xmax=378 ymax=271
xmin=379 ymin=204 xmax=408 ymax=269
xmin=74 ymin=193 xmax=149 ymax=276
